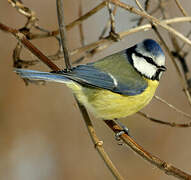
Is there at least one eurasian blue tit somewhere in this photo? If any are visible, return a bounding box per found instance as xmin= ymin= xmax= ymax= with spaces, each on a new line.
xmin=15 ymin=39 xmax=166 ymax=120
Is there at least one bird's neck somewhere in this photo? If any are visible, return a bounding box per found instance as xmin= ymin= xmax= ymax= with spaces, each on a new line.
xmin=144 ymin=77 xmax=159 ymax=92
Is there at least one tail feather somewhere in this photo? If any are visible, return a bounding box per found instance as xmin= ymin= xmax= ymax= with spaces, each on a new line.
xmin=15 ymin=69 xmax=69 ymax=83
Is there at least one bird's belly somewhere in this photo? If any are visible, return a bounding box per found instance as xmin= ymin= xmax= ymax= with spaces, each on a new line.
xmin=67 ymin=80 xmax=159 ymax=119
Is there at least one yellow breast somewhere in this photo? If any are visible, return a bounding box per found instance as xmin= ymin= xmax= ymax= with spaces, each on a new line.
xmin=67 ymin=79 xmax=159 ymax=120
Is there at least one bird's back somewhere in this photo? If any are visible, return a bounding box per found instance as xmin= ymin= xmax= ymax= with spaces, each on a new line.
xmin=67 ymin=51 xmax=158 ymax=119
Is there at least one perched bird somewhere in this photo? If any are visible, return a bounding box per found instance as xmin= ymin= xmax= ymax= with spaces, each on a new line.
xmin=15 ymin=39 xmax=166 ymax=120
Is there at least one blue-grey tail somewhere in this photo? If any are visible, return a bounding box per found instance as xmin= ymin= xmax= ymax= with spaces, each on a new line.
xmin=15 ymin=69 xmax=69 ymax=83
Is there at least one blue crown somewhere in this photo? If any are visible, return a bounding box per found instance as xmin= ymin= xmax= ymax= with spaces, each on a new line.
xmin=143 ymin=39 xmax=164 ymax=56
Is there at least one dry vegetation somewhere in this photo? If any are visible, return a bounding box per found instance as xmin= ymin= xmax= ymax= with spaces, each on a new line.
xmin=1 ymin=0 xmax=191 ymax=179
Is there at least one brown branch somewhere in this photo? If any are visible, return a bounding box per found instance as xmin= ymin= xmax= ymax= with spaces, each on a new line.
xmin=66 ymin=1 xmax=107 ymax=31
xmin=174 ymin=0 xmax=188 ymax=16
xmin=56 ymin=0 xmax=71 ymax=69
xmin=78 ymin=1 xmax=85 ymax=46
xmin=175 ymin=0 xmax=191 ymax=52
xmin=6 ymin=11 xmax=191 ymax=67
xmin=157 ymin=1 xmax=191 ymax=100
xmin=55 ymin=1 xmax=124 ymax=179
xmin=8 ymin=0 xmax=35 ymax=18
xmin=110 ymin=0 xmax=191 ymax=46
xmin=104 ymin=120 xmax=191 ymax=180
xmin=8 ymin=1 xmax=107 ymax=41
xmin=0 ymin=22 xmax=60 ymax=71
xmin=138 ymin=111 xmax=191 ymax=128
xmin=46 ymin=1 xmax=107 ymax=37
xmin=151 ymin=25 xmax=191 ymax=105
xmin=13 ymin=42 xmax=23 ymax=68
xmin=8 ymin=0 xmax=38 ymax=29
xmin=70 ymin=16 xmax=191 ymax=64
xmin=3 ymin=2 xmax=191 ymax=179
xmin=134 ymin=0 xmax=145 ymax=11
xmin=0 ymin=16 xmax=124 ymax=180
xmin=137 ymin=1 xmax=160 ymax=26
xmin=6 ymin=15 xmax=191 ymax=70
xmin=99 ymin=5 xmax=117 ymax=39
xmin=107 ymin=1 xmax=120 ymax=41
xmin=71 ymin=16 xmax=191 ymax=58
xmin=154 ymin=96 xmax=191 ymax=119
xmin=173 ymin=0 xmax=191 ymax=85
xmin=77 ymin=102 xmax=124 ymax=180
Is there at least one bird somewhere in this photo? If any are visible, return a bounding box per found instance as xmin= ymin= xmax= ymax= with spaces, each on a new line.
xmin=15 ymin=39 xmax=166 ymax=121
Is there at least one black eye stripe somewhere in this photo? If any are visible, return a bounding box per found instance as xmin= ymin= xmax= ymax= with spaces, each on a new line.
xmin=126 ymin=46 xmax=166 ymax=81
xmin=131 ymin=50 xmax=166 ymax=81
xmin=133 ymin=51 xmax=160 ymax=68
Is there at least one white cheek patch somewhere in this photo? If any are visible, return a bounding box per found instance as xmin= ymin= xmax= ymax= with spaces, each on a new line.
xmin=132 ymin=53 xmax=157 ymax=79
xmin=156 ymin=54 xmax=165 ymax=66
xmin=136 ymin=44 xmax=165 ymax=66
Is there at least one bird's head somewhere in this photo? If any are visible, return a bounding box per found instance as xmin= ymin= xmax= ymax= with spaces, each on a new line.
xmin=127 ymin=39 xmax=166 ymax=81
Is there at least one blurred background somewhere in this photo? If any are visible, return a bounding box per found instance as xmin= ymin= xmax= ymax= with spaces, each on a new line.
xmin=0 ymin=0 xmax=191 ymax=179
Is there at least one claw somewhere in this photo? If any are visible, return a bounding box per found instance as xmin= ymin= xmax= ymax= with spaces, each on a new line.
xmin=115 ymin=131 xmax=125 ymax=145
xmin=114 ymin=119 xmax=130 ymax=136
xmin=115 ymin=130 xmax=125 ymax=140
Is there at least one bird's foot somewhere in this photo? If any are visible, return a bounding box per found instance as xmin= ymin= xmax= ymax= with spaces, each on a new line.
xmin=115 ymin=125 xmax=130 ymax=145
xmin=115 ymin=127 xmax=130 ymax=139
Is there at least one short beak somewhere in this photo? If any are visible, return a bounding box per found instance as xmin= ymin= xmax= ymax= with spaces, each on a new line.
xmin=160 ymin=65 xmax=167 ymax=71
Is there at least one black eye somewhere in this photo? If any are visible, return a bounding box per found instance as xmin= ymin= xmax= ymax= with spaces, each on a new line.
xmin=144 ymin=56 xmax=154 ymax=64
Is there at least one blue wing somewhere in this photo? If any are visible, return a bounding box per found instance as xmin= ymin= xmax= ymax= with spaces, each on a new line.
xmin=15 ymin=50 xmax=148 ymax=96
xmin=62 ymin=65 xmax=116 ymax=89
xmin=64 ymin=64 xmax=147 ymax=95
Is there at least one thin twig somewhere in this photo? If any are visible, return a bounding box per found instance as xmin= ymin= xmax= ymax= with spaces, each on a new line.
xmin=154 ymin=96 xmax=191 ymax=119
xmin=133 ymin=0 xmax=191 ymax=105
xmin=55 ymin=1 xmax=124 ymax=179
xmin=0 ymin=22 xmax=60 ymax=71
xmin=66 ymin=1 xmax=107 ymax=31
xmin=7 ymin=0 xmax=191 ymax=66
xmin=104 ymin=120 xmax=191 ymax=180
xmin=176 ymin=0 xmax=191 ymax=54
xmin=107 ymin=1 xmax=116 ymax=33
xmin=110 ymin=0 xmax=191 ymax=46
xmin=2 ymin=1 xmax=191 ymax=179
xmin=77 ymin=102 xmax=124 ymax=180
xmin=78 ymin=0 xmax=85 ymax=46
xmin=179 ymin=30 xmax=191 ymax=51
xmin=8 ymin=1 xmax=107 ymax=40
xmin=53 ymin=1 xmax=107 ymax=36
xmin=99 ymin=5 xmax=117 ymax=39
xmin=71 ymin=16 xmax=191 ymax=64
xmin=173 ymin=0 xmax=191 ymax=76
xmin=159 ymin=1 xmax=191 ymax=97
xmin=8 ymin=0 xmax=38 ymax=28
xmin=135 ymin=0 xmax=145 ymax=11
xmin=5 ymin=16 xmax=191 ymax=68
xmin=56 ymin=0 xmax=71 ymax=69
xmin=138 ymin=111 xmax=191 ymax=128
xmin=13 ymin=42 xmax=23 ymax=68
xmin=151 ymin=25 xmax=191 ymax=105
xmin=137 ymin=0 xmax=159 ymax=26
xmin=174 ymin=0 xmax=188 ymax=16
xmin=71 ymin=16 xmax=191 ymax=57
